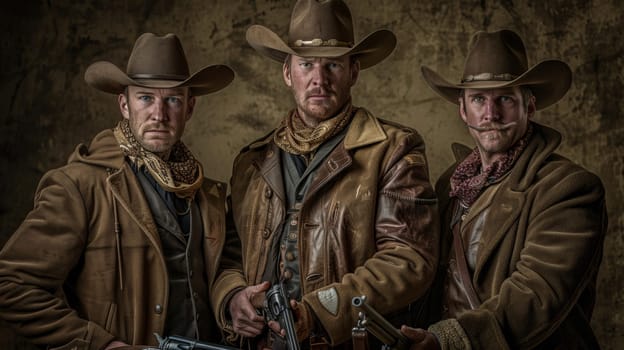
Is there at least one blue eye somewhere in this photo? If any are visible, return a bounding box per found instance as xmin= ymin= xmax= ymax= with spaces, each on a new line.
xmin=166 ymin=97 xmax=183 ymax=107
xmin=497 ymin=95 xmax=517 ymax=105
xmin=472 ymin=96 xmax=485 ymax=103
xmin=138 ymin=95 xmax=153 ymax=102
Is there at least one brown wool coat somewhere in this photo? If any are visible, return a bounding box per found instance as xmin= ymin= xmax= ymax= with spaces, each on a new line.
xmin=212 ymin=108 xmax=440 ymax=346
xmin=431 ymin=122 xmax=608 ymax=349
xmin=0 ymin=129 xmax=227 ymax=350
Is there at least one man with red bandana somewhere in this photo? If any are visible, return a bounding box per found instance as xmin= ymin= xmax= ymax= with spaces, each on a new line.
xmin=401 ymin=29 xmax=607 ymax=350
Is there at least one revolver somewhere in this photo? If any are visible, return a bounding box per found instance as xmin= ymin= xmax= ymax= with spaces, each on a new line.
xmin=263 ymin=283 xmax=301 ymax=350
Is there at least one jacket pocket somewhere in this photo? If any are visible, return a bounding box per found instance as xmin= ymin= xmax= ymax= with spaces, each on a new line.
xmin=305 ymin=273 xmax=325 ymax=293
xmin=104 ymin=301 xmax=117 ymax=332
xmin=325 ymin=201 xmax=354 ymax=279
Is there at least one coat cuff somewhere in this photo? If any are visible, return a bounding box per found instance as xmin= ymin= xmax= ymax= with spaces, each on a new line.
xmin=221 ymin=286 xmax=245 ymax=345
xmin=428 ymin=319 xmax=472 ymax=350
xmin=211 ymin=272 xmax=247 ymax=328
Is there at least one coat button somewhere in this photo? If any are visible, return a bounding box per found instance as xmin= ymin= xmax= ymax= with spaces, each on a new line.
xmin=155 ymin=304 xmax=163 ymax=314
xmin=283 ymin=269 xmax=293 ymax=279
xmin=285 ymin=251 xmax=296 ymax=261
xmin=262 ymin=228 xmax=271 ymax=239
xmin=265 ymin=188 xmax=273 ymax=198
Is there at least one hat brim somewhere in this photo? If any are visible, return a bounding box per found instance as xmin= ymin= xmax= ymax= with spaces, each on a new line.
xmin=421 ymin=60 xmax=572 ymax=110
xmin=84 ymin=61 xmax=234 ymax=96
xmin=246 ymin=24 xmax=396 ymax=69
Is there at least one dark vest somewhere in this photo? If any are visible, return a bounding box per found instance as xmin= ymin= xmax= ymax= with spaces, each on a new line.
xmin=135 ymin=166 xmax=217 ymax=341
xmin=268 ymin=130 xmax=346 ymax=301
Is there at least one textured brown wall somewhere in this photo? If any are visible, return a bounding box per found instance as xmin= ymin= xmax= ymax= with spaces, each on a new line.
xmin=1 ymin=1 xmax=622 ymax=349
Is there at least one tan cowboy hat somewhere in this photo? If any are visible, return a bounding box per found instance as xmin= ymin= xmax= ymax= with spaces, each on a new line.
xmin=85 ymin=32 xmax=234 ymax=95
xmin=421 ymin=29 xmax=572 ymax=110
xmin=246 ymin=0 xmax=396 ymax=69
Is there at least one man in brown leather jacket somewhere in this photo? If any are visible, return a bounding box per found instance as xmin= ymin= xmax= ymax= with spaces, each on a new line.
xmin=211 ymin=1 xmax=439 ymax=349
xmin=0 ymin=33 xmax=234 ymax=349
xmin=400 ymin=30 xmax=608 ymax=349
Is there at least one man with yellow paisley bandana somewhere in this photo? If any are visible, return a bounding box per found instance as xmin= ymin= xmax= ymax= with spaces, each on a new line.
xmin=211 ymin=1 xmax=440 ymax=349
xmin=0 ymin=33 xmax=234 ymax=349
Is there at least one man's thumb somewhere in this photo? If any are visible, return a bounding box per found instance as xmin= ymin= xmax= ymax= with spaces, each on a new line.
xmin=255 ymin=280 xmax=271 ymax=292
xmin=249 ymin=281 xmax=271 ymax=307
xmin=400 ymin=325 xmax=427 ymax=342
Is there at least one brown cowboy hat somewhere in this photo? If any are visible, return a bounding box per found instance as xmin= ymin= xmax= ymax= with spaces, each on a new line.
xmin=421 ymin=29 xmax=572 ymax=110
xmin=246 ymin=0 xmax=396 ymax=69
xmin=85 ymin=32 xmax=234 ymax=95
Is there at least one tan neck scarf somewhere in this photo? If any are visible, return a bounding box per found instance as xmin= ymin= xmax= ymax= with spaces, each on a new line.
xmin=113 ymin=119 xmax=203 ymax=198
xmin=274 ymin=101 xmax=354 ymax=155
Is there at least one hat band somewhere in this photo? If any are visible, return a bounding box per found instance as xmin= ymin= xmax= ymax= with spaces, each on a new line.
xmin=462 ymin=72 xmax=518 ymax=83
xmin=130 ymin=73 xmax=188 ymax=81
xmin=293 ymin=38 xmax=353 ymax=47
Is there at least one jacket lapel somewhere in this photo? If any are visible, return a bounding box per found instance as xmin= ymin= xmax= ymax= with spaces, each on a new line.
xmin=306 ymin=108 xmax=387 ymax=200
xmin=255 ymin=142 xmax=286 ymax=203
xmin=197 ymin=179 xmax=226 ymax=283
xmin=474 ymin=186 xmax=524 ymax=279
xmin=107 ymin=164 xmax=163 ymax=254
xmin=305 ymin=143 xmax=352 ymax=200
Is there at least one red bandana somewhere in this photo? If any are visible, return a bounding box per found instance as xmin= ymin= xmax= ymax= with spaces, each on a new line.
xmin=450 ymin=123 xmax=533 ymax=207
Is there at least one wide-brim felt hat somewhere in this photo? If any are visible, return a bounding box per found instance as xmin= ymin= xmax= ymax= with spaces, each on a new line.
xmin=85 ymin=32 xmax=234 ymax=96
xmin=421 ymin=29 xmax=572 ymax=110
xmin=246 ymin=0 xmax=396 ymax=69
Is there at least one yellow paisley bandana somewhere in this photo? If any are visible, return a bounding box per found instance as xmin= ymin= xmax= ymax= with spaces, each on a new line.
xmin=274 ymin=101 xmax=354 ymax=155
xmin=113 ymin=119 xmax=203 ymax=198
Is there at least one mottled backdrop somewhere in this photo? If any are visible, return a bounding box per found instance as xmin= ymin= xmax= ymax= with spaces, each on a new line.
xmin=1 ymin=1 xmax=622 ymax=349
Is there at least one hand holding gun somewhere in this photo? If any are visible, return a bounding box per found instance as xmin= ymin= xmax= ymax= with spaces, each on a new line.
xmin=351 ymin=296 xmax=410 ymax=350
xmin=263 ymin=283 xmax=301 ymax=350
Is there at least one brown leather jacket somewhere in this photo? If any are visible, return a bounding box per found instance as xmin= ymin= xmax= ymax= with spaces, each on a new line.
xmin=430 ymin=122 xmax=607 ymax=349
xmin=0 ymin=130 xmax=227 ymax=350
xmin=212 ymin=108 xmax=439 ymax=347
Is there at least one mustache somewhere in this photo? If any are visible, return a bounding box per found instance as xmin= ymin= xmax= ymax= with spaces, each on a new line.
xmin=144 ymin=123 xmax=171 ymax=131
xmin=305 ymin=88 xmax=334 ymax=98
xmin=466 ymin=121 xmax=517 ymax=132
